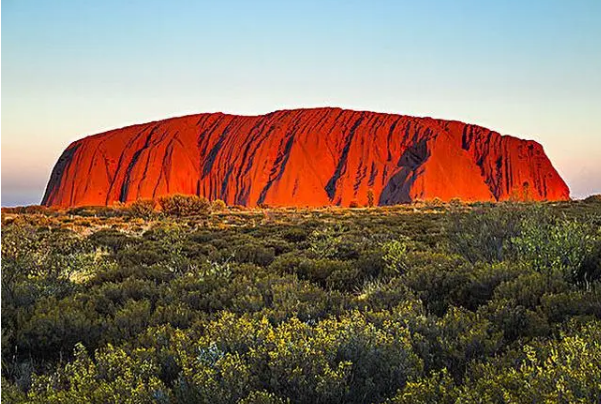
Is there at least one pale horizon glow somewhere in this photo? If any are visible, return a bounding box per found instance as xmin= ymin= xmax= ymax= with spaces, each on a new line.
xmin=2 ymin=0 xmax=601 ymax=206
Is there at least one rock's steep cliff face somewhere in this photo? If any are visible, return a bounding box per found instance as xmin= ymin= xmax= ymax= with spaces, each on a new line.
xmin=42 ymin=108 xmax=570 ymax=207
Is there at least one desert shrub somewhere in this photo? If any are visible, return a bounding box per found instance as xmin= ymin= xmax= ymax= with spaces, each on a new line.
xmin=26 ymin=343 xmax=169 ymax=404
xmin=355 ymin=249 xmax=386 ymax=279
xmin=355 ymin=279 xmax=416 ymax=311
xmin=128 ymin=199 xmax=157 ymax=218
xmin=66 ymin=205 xmax=126 ymax=217
xmin=105 ymin=299 xmax=152 ymax=342
xmin=297 ymin=259 xmax=357 ymax=289
xmin=512 ymin=214 xmax=599 ymax=284
xmin=233 ymin=244 xmax=276 ymax=266
xmin=4 ymin=202 xmax=601 ymax=403
xmin=458 ymin=321 xmax=601 ymax=403
xmin=158 ymin=194 xmax=211 ymax=217
xmin=392 ymin=321 xmax=601 ymax=403
xmin=211 ymin=199 xmax=227 ymax=212
xmin=425 ymin=197 xmax=444 ymax=209
xmin=491 ymin=271 xmax=568 ymax=310
xmin=282 ymin=228 xmax=309 ymax=243
xmin=17 ymin=205 xmax=55 ymax=215
xmin=446 ymin=203 xmax=542 ymax=263
xmin=239 ymin=391 xmax=290 ymax=404
xmin=17 ymin=296 xmax=102 ymax=359
xmin=87 ymin=229 xmax=134 ymax=253
xmin=390 ymin=369 xmax=457 ymax=404
xmin=170 ymin=311 xmax=421 ymax=404
xmin=448 ymin=198 xmax=463 ymax=208
xmin=399 ymin=252 xmax=467 ymax=315
xmin=325 ymin=261 xmax=361 ymax=291
xmin=434 ymin=307 xmax=502 ymax=380
xmin=381 ymin=237 xmax=410 ymax=276
xmin=268 ymin=253 xmax=308 ymax=275
xmin=265 ymin=276 xmax=331 ymax=322
xmin=450 ymin=262 xmax=522 ymax=311
xmin=262 ymin=238 xmax=293 ymax=255
xmin=2 ymin=222 xmax=47 ymax=302
xmin=539 ymin=289 xmax=601 ymax=323
xmin=578 ymin=241 xmax=601 ymax=286
xmin=481 ymin=299 xmax=550 ymax=342
xmin=308 ymin=225 xmax=345 ymax=259
xmin=2 ymin=224 xmax=97 ymax=309
xmin=1 ymin=379 xmax=28 ymax=402
xmin=583 ymin=194 xmax=601 ymax=203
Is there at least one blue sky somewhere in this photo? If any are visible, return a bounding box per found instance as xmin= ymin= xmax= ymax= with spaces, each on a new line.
xmin=2 ymin=0 xmax=601 ymax=205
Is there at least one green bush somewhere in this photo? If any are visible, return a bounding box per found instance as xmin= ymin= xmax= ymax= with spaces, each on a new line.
xmin=459 ymin=321 xmax=601 ymax=403
xmin=308 ymin=225 xmax=345 ymax=259
xmin=3 ymin=202 xmax=601 ymax=403
xmin=446 ymin=203 xmax=529 ymax=263
xmin=512 ymin=215 xmax=598 ymax=284
xmin=211 ymin=199 xmax=227 ymax=212
xmin=158 ymin=194 xmax=211 ymax=216
xmin=26 ymin=343 xmax=169 ymax=404
xmin=128 ymin=198 xmax=157 ymax=218
xmin=66 ymin=205 xmax=126 ymax=217
xmin=584 ymin=194 xmax=601 ymax=203
xmin=381 ymin=238 xmax=410 ymax=275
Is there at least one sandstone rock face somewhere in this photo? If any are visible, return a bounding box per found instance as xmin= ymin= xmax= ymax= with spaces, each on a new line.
xmin=42 ymin=108 xmax=570 ymax=207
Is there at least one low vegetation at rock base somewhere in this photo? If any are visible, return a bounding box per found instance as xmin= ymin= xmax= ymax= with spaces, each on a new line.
xmin=2 ymin=199 xmax=601 ymax=403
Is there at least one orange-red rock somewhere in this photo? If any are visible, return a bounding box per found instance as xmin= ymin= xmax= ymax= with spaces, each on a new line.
xmin=42 ymin=108 xmax=570 ymax=207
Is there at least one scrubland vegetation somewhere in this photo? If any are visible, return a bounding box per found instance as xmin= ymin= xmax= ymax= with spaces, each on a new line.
xmin=2 ymin=196 xmax=601 ymax=403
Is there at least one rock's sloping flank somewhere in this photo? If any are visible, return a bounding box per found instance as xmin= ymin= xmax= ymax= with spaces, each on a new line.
xmin=42 ymin=108 xmax=570 ymax=207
